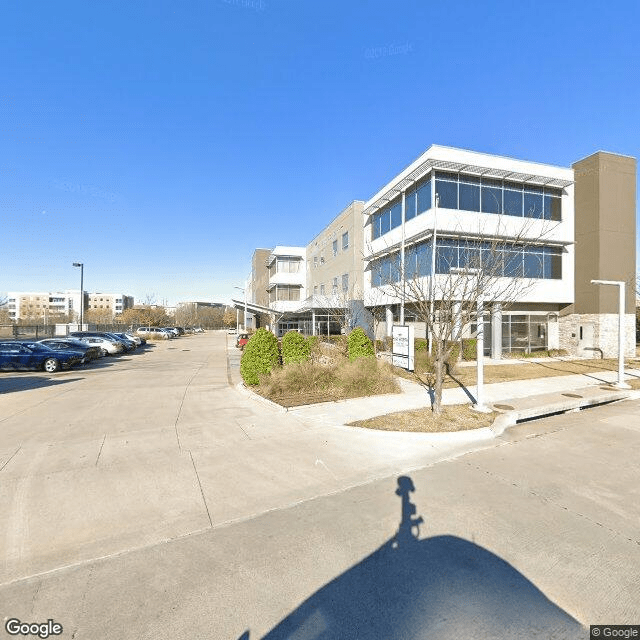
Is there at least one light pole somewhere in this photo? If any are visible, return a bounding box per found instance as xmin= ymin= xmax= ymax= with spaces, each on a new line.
xmin=234 ymin=285 xmax=247 ymax=332
xmin=72 ymin=262 xmax=84 ymax=328
xmin=591 ymin=279 xmax=630 ymax=389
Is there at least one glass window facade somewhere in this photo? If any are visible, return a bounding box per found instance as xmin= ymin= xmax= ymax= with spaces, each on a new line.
xmin=371 ymin=176 xmax=432 ymax=240
xmin=370 ymin=237 xmax=563 ymax=286
xmin=502 ymin=315 xmax=548 ymax=353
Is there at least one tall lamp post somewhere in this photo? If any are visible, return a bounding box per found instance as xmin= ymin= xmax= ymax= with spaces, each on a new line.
xmin=72 ymin=262 xmax=84 ymax=328
xmin=591 ymin=279 xmax=630 ymax=389
xmin=234 ymin=285 xmax=247 ymax=332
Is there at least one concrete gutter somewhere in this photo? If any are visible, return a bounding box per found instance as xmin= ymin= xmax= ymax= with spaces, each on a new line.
xmin=490 ymin=386 xmax=638 ymax=435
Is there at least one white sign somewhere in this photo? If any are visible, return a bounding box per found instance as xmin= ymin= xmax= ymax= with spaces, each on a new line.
xmin=392 ymin=324 xmax=415 ymax=371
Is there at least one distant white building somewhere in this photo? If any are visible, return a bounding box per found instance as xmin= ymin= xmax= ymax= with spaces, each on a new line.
xmin=7 ymin=290 xmax=134 ymax=322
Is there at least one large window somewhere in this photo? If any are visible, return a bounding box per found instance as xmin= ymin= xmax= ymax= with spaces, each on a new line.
xmin=372 ymin=176 xmax=432 ymax=240
xmin=342 ymin=231 xmax=349 ymax=250
xmin=275 ymin=286 xmax=301 ymax=301
xmin=434 ymin=238 xmax=562 ymax=279
xmin=277 ymin=258 xmax=301 ymax=273
xmin=433 ymin=171 xmax=563 ymax=221
xmin=332 ymin=240 xmax=338 ymax=257
xmin=342 ymin=273 xmax=349 ymax=292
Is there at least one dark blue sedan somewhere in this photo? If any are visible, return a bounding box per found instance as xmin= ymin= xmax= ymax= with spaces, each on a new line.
xmin=0 ymin=341 xmax=85 ymax=373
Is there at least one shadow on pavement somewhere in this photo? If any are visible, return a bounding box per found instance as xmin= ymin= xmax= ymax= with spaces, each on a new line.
xmin=0 ymin=376 xmax=84 ymax=394
xmin=241 ymin=476 xmax=584 ymax=640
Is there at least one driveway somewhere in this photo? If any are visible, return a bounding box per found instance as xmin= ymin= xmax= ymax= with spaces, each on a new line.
xmin=1 ymin=332 xmax=638 ymax=638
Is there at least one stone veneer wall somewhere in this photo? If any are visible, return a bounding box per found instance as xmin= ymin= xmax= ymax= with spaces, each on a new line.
xmin=559 ymin=313 xmax=635 ymax=358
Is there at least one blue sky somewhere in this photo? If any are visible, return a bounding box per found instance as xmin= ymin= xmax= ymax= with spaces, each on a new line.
xmin=2 ymin=0 xmax=639 ymax=306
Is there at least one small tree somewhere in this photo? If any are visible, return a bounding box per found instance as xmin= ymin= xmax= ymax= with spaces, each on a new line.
xmin=240 ymin=328 xmax=280 ymax=385
xmin=347 ymin=327 xmax=375 ymax=361
xmin=281 ymin=330 xmax=310 ymax=365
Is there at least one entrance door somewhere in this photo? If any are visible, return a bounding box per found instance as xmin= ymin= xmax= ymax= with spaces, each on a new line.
xmin=578 ymin=323 xmax=594 ymax=355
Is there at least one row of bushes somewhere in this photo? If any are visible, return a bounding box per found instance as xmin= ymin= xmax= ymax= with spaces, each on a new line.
xmin=240 ymin=328 xmax=375 ymax=385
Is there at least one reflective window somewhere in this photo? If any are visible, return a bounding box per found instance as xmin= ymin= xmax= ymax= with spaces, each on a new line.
xmin=416 ymin=179 xmax=431 ymax=214
xmin=390 ymin=202 xmax=402 ymax=229
xmin=332 ymin=240 xmax=338 ymax=257
xmin=524 ymin=188 xmax=544 ymax=218
xmin=436 ymin=179 xmax=458 ymax=209
xmin=436 ymin=238 xmax=458 ymax=273
xmin=380 ymin=210 xmax=391 ymax=235
xmin=503 ymin=188 xmax=523 ymax=217
xmin=459 ymin=176 xmax=480 ymax=212
xmin=481 ymin=179 xmax=502 ymax=214
xmin=524 ymin=248 xmax=544 ymax=278
xmin=544 ymin=192 xmax=562 ymax=221
xmin=342 ymin=231 xmax=349 ymax=250
xmin=405 ymin=189 xmax=416 ymax=221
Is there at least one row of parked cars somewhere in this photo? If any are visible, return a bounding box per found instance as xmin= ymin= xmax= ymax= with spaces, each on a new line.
xmin=0 ymin=327 xmax=194 ymax=373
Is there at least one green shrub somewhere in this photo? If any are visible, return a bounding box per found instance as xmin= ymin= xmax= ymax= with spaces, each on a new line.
xmin=462 ymin=338 xmax=477 ymax=361
xmin=347 ymin=327 xmax=375 ymax=361
xmin=281 ymin=330 xmax=310 ymax=365
xmin=240 ymin=328 xmax=280 ymax=385
xmin=415 ymin=338 xmax=429 ymax=352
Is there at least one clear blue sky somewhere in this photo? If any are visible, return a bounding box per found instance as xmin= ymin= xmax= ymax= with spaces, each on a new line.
xmin=2 ymin=0 xmax=639 ymax=306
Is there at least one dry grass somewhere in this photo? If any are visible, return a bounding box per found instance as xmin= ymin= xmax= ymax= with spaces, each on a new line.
xmin=256 ymin=357 xmax=400 ymax=407
xmin=349 ymin=404 xmax=496 ymax=433
xmin=395 ymin=356 xmax=640 ymax=389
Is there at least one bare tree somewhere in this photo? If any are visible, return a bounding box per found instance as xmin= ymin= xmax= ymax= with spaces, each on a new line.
xmin=369 ymin=216 xmax=560 ymax=414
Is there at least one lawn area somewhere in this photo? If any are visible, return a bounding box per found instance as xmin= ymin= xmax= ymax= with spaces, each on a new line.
xmin=397 ymin=356 xmax=640 ymax=389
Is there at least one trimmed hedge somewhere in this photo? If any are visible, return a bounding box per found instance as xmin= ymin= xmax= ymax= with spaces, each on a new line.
xmin=281 ymin=330 xmax=310 ymax=365
xmin=347 ymin=327 xmax=375 ymax=361
xmin=240 ymin=328 xmax=280 ymax=385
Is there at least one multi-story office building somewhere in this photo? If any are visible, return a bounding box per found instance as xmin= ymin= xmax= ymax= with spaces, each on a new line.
xmin=238 ymin=145 xmax=635 ymax=356
xmin=363 ymin=145 xmax=635 ymax=358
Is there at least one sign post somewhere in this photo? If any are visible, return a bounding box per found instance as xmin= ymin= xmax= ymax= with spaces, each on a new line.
xmin=392 ymin=325 xmax=415 ymax=371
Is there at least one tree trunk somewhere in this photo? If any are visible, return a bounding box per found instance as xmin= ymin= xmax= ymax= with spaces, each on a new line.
xmin=433 ymin=346 xmax=445 ymax=416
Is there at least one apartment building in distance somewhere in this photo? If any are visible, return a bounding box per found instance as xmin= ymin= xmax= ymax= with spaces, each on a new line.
xmin=236 ymin=145 xmax=636 ymax=357
xmin=6 ymin=290 xmax=134 ymax=322
xmin=87 ymin=293 xmax=134 ymax=317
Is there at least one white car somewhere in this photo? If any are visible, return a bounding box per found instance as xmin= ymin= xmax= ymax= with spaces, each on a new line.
xmin=136 ymin=327 xmax=171 ymax=339
xmin=77 ymin=335 xmax=124 ymax=356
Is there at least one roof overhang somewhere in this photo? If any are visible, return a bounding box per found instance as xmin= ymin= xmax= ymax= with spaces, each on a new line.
xmin=230 ymin=299 xmax=273 ymax=314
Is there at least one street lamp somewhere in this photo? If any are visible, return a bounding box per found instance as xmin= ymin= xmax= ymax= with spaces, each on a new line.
xmin=234 ymin=285 xmax=247 ymax=332
xmin=591 ymin=279 xmax=630 ymax=389
xmin=72 ymin=262 xmax=84 ymax=328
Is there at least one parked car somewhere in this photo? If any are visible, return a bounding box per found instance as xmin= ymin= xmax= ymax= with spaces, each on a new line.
xmin=236 ymin=333 xmax=249 ymax=350
xmin=39 ymin=338 xmax=103 ymax=362
xmin=227 ymin=328 xmax=237 ymax=335
xmin=71 ymin=335 xmax=124 ymax=356
xmin=70 ymin=331 xmax=136 ymax=352
xmin=114 ymin=332 xmax=145 ymax=346
xmin=136 ymin=327 xmax=171 ymax=339
xmin=162 ymin=327 xmax=180 ymax=338
xmin=0 ymin=341 xmax=85 ymax=372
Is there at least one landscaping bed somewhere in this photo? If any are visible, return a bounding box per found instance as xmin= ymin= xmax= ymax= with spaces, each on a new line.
xmin=349 ymin=404 xmax=496 ymax=433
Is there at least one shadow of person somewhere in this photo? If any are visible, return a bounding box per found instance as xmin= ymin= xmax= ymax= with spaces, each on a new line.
xmin=392 ymin=475 xmax=423 ymax=549
xmin=250 ymin=475 xmax=584 ymax=640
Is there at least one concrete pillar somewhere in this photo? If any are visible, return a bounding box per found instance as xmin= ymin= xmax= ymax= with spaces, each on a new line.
xmin=386 ymin=305 xmax=394 ymax=337
xmin=312 ymin=310 xmax=316 ymax=336
xmin=491 ymin=303 xmax=502 ymax=360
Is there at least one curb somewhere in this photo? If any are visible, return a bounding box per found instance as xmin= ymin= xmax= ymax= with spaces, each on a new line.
xmin=234 ymin=382 xmax=287 ymax=413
